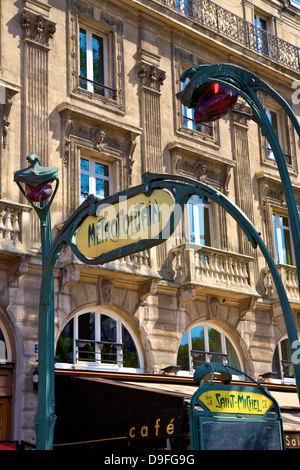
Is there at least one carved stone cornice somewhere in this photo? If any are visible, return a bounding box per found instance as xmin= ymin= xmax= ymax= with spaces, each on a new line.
xmin=137 ymin=61 xmax=166 ymax=92
xmin=19 ymin=8 xmax=56 ymax=46
xmin=230 ymin=101 xmax=252 ymax=127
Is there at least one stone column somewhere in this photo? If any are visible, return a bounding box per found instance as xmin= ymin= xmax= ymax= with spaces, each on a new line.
xmin=231 ymin=101 xmax=256 ymax=257
xmin=137 ymin=57 xmax=166 ymax=272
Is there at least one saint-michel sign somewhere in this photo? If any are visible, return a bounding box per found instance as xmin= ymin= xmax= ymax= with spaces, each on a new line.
xmin=75 ymin=188 xmax=176 ymax=261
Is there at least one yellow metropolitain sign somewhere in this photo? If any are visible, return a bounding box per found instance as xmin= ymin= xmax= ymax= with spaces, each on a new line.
xmin=75 ymin=189 xmax=175 ymax=259
xmin=199 ymin=390 xmax=273 ymax=415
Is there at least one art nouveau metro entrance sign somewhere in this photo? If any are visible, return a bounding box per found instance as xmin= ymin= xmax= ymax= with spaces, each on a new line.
xmin=75 ymin=188 xmax=175 ymax=261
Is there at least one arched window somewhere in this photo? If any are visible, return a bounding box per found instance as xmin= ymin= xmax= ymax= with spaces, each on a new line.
xmin=0 ymin=328 xmax=8 ymax=363
xmin=0 ymin=320 xmax=11 ymax=364
xmin=55 ymin=310 xmax=143 ymax=373
xmin=273 ymin=338 xmax=295 ymax=382
xmin=177 ymin=323 xmax=242 ymax=376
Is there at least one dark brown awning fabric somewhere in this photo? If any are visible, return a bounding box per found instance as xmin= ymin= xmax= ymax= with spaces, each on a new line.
xmin=53 ymin=374 xmax=185 ymax=448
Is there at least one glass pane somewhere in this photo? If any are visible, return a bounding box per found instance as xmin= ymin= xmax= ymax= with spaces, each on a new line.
xmin=79 ymin=28 xmax=87 ymax=89
xmin=95 ymin=162 xmax=109 ymax=177
xmin=282 ymin=228 xmax=293 ymax=265
xmin=201 ymin=420 xmax=281 ymax=450
xmin=80 ymin=158 xmax=89 ymax=172
xmin=0 ymin=328 xmax=7 ymax=361
xmin=191 ymin=326 xmax=205 ymax=366
xmin=208 ymin=327 xmax=222 ymax=364
xmin=101 ymin=315 xmax=117 ymax=364
xmin=188 ymin=200 xmax=195 ymax=243
xmin=80 ymin=173 xmax=89 ymax=200
xmin=272 ymin=345 xmax=282 ymax=379
xmin=101 ymin=315 xmax=116 ymax=342
xmin=198 ymin=205 xmax=211 ymax=246
xmin=225 ymin=337 xmax=240 ymax=369
xmin=56 ymin=319 xmax=74 ymax=364
xmin=78 ymin=313 xmax=95 ymax=361
xmin=92 ymin=34 xmax=104 ymax=95
xmin=191 ymin=326 xmax=205 ymax=350
xmin=177 ymin=331 xmax=190 ymax=371
xmin=122 ymin=325 xmax=138 ymax=368
xmin=281 ymin=339 xmax=294 ymax=378
xmin=95 ymin=178 xmax=109 ymax=199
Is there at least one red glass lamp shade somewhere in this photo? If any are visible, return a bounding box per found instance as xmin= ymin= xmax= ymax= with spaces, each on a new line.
xmin=194 ymin=83 xmax=238 ymax=123
xmin=25 ymin=181 xmax=53 ymax=202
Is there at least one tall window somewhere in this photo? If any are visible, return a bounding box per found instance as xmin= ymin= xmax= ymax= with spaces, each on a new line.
xmin=177 ymin=324 xmax=241 ymax=374
xmin=264 ymin=107 xmax=291 ymax=164
xmin=187 ymin=195 xmax=211 ymax=245
xmin=265 ymin=109 xmax=280 ymax=160
xmin=79 ymin=26 xmax=115 ymax=99
xmin=254 ymin=14 xmax=268 ymax=55
xmin=273 ymin=338 xmax=294 ymax=381
xmin=55 ymin=311 xmax=142 ymax=372
xmin=182 ymin=79 xmax=213 ymax=136
xmin=80 ymin=157 xmax=110 ymax=203
xmin=273 ymin=214 xmax=294 ymax=265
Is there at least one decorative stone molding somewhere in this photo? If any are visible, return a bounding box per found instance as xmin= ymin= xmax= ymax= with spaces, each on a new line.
xmin=178 ymin=285 xmax=197 ymax=311
xmin=168 ymin=141 xmax=235 ymax=194
xmin=99 ymin=279 xmax=114 ymax=305
xmin=139 ymin=279 xmax=159 ymax=305
xmin=137 ymin=61 xmax=166 ymax=93
xmin=60 ymin=263 xmax=81 ymax=294
xmin=58 ymin=102 xmax=142 ymax=216
xmin=20 ymin=9 xmax=56 ymax=46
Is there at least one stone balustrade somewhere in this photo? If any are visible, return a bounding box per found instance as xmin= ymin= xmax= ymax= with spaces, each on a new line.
xmin=0 ymin=200 xmax=31 ymax=250
xmin=173 ymin=244 xmax=255 ymax=293
xmin=263 ymin=264 xmax=300 ymax=302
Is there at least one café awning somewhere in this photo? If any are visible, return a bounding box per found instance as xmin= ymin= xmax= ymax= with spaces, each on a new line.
xmin=53 ymin=374 xmax=185 ymax=449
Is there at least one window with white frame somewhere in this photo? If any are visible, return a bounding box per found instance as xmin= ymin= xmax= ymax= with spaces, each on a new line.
xmin=254 ymin=13 xmax=268 ymax=55
xmin=55 ymin=311 xmax=143 ymax=372
xmin=177 ymin=324 xmax=242 ymax=374
xmin=273 ymin=338 xmax=295 ymax=381
xmin=182 ymin=78 xmax=213 ymax=136
xmin=80 ymin=157 xmax=111 ymax=203
xmin=79 ymin=26 xmax=116 ymax=99
xmin=187 ymin=195 xmax=211 ymax=246
xmin=273 ymin=213 xmax=295 ymax=265
xmin=264 ymin=107 xmax=291 ymax=165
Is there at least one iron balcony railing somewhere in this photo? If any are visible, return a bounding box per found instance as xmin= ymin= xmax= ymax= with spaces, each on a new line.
xmin=191 ymin=350 xmax=229 ymax=368
xmin=158 ymin=0 xmax=300 ymax=72
xmin=79 ymin=76 xmax=117 ymax=100
xmin=76 ymin=339 xmax=124 ymax=365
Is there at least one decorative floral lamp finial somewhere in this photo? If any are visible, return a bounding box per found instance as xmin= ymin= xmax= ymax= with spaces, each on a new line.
xmin=14 ymin=154 xmax=59 ymax=203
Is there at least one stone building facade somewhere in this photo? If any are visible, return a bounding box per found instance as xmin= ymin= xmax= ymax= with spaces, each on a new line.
xmin=0 ymin=0 xmax=300 ymax=447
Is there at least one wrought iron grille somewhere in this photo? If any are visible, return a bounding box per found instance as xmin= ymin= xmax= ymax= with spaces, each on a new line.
xmin=79 ymin=76 xmax=117 ymax=100
xmin=76 ymin=339 xmax=124 ymax=365
xmin=157 ymin=0 xmax=300 ymax=72
xmin=191 ymin=349 xmax=229 ymax=368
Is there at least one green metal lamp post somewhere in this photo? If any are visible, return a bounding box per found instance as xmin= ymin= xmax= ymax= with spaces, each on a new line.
xmin=176 ymin=62 xmax=300 ymax=399
xmin=14 ymin=154 xmax=59 ymax=450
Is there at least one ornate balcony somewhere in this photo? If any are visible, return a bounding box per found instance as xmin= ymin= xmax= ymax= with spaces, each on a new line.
xmin=172 ymin=243 xmax=256 ymax=297
xmin=263 ymin=264 xmax=300 ymax=304
xmin=157 ymin=0 xmax=300 ymax=73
